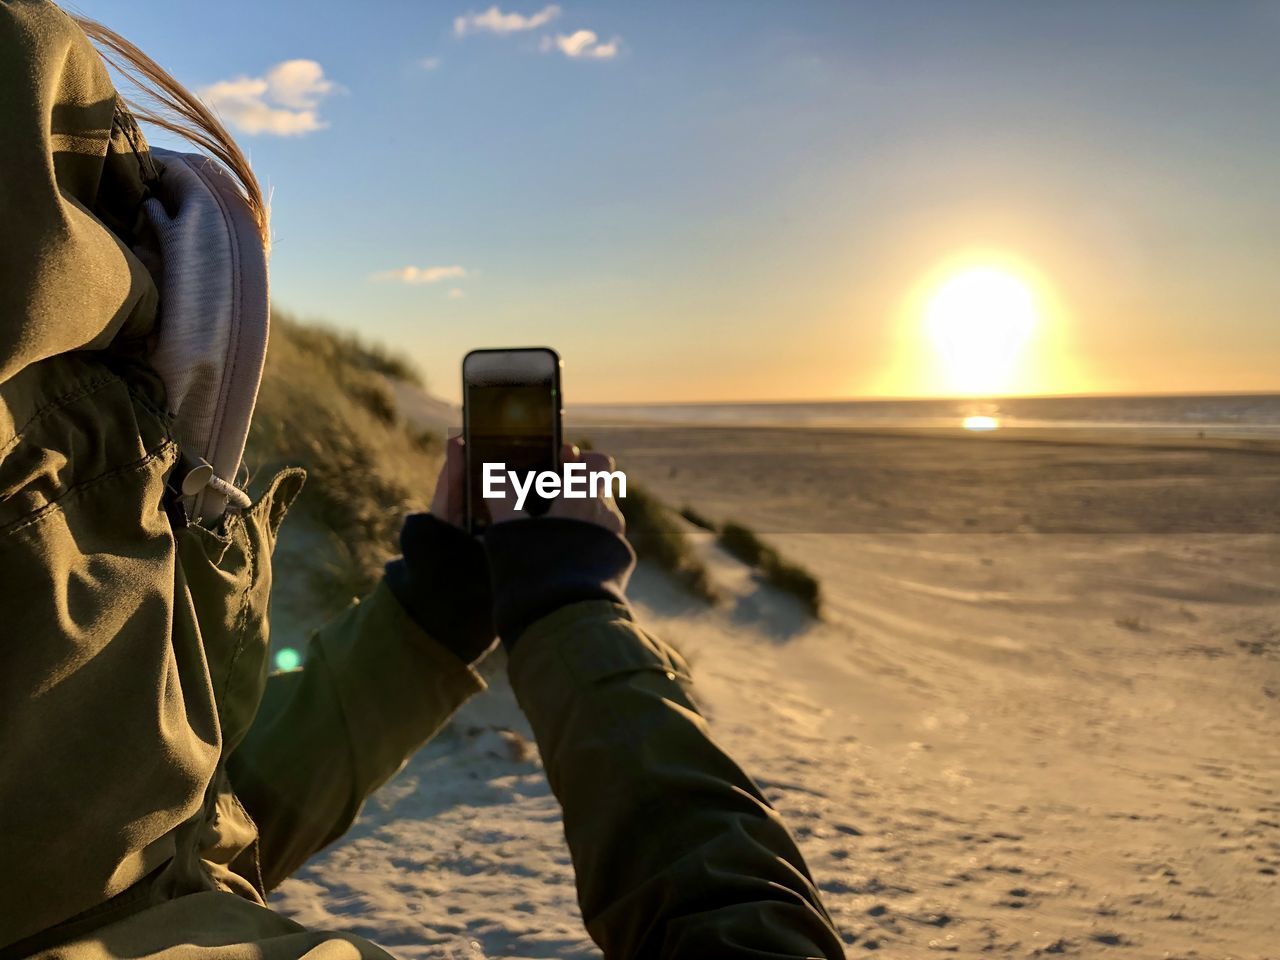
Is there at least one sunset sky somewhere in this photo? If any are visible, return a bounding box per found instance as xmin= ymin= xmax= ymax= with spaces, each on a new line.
xmin=82 ymin=1 xmax=1280 ymax=403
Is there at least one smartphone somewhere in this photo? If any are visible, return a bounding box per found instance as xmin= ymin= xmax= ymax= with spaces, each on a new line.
xmin=462 ymin=347 xmax=563 ymax=534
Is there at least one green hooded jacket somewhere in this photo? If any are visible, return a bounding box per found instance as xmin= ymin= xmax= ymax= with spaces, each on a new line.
xmin=0 ymin=3 xmax=844 ymax=956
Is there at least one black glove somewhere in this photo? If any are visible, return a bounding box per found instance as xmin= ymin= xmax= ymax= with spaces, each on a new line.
xmin=384 ymin=513 xmax=495 ymax=664
xmin=483 ymin=517 xmax=636 ymax=649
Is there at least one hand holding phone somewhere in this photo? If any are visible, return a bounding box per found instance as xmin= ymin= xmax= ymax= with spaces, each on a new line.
xmin=462 ymin=347 xmax=563 ymax=535
xmin=484 ymin=445 xmax=625 ymax=535
xmin=429 ymin=435 xmax=467 ymax=528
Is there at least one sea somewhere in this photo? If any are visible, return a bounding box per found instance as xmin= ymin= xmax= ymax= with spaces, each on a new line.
xmin=570 ymin=394 xmax=1280 ymax=440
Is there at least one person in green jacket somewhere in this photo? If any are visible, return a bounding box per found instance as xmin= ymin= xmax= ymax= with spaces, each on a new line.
xmin=0 ymin=2 xmax=845 ymax=956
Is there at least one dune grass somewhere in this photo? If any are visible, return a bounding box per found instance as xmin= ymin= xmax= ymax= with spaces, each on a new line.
xmin=616 ymin=483 xmax=719 ymax=603
xmin=679 ymin=505 xmax=717 ymax=532
xmin=717 ymin=522 xmax=768 ymax=566
xmin=277 ymin=311 xmax=426 ymax=387
xmin=245 ymin=309 xmax=441 ymax=621
xmin=718 ymin=521 xmax=822 ymax=617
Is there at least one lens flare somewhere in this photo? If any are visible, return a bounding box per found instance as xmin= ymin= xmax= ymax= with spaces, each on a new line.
xmin=274 ymin=647 xmax=302 ymax=672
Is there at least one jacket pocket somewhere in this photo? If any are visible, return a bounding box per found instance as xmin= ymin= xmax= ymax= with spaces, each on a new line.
xmin=0 ymin=357 xmax=162 ymax=531
xmin=175 ymin=467 xmax=306 ymax=758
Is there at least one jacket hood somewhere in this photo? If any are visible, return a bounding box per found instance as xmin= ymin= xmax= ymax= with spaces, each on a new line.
xmin=0 ymin=0 xmax=158 ymax=385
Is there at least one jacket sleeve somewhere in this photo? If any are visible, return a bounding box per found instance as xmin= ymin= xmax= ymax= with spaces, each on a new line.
xmin=507 ymin=600 xmax=845 ymax=959
xmin=227 ymin=580 xmax=486 ymax=889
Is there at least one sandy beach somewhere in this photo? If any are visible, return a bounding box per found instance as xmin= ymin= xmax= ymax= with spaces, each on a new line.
xmin=272 ymin=427 xmax=1280 ymax=958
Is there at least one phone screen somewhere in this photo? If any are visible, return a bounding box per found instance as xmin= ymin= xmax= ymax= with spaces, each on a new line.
xmin=463 ymin=348 xmax=562 ymax=534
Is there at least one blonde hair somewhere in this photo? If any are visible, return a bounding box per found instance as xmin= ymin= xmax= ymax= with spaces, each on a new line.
xmin=71 ymin=14 xmax=269 ymax=244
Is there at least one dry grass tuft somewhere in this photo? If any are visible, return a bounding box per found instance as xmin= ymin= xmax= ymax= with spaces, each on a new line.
xmin=245 ymin=309 xmax=441 ymax=622
xmin=718 ymin=522 xmax=822 ymax=617
xmin=679 ymin=505 xmax=717 ymax=532
xmin=617 ymin=483 xmax=719 ymax=604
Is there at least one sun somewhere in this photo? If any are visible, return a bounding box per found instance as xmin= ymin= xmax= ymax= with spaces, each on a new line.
xmin=925 ymin=266 xmax=1039 ymax=395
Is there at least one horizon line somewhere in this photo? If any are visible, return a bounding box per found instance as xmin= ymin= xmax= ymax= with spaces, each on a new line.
xmin=566 ymin=388 xmax=1280 ymax=408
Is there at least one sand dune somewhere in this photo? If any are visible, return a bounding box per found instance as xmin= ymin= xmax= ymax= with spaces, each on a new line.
xmin=273 ymin=429 xmax=1279 ymax=958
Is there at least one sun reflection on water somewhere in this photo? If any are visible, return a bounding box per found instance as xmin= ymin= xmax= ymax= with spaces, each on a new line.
xmin=962 ymin=415 xmax=1000 ymax=431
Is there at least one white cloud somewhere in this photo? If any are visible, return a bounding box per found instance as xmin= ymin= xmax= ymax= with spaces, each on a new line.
xmin=265 ymin=60 xmax=335 ymax=109
xmin=454 ymin=4 xmax=560 ymax=36
xmin=372 ymin=265 xmax=469 ymax=285
xmin=419 ymin=56 xmax=442 ymax=71
xmin=541 ymin=29 xmax=619 ymax=59
xmin=447 ymin=287 xmax=466 ymax=299
xmin=200 ymin=59 xmax=337 ymax=136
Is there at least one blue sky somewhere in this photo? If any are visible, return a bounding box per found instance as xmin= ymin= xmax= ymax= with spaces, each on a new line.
xmin=76 ymin=1 xmax=1280 ymax=402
